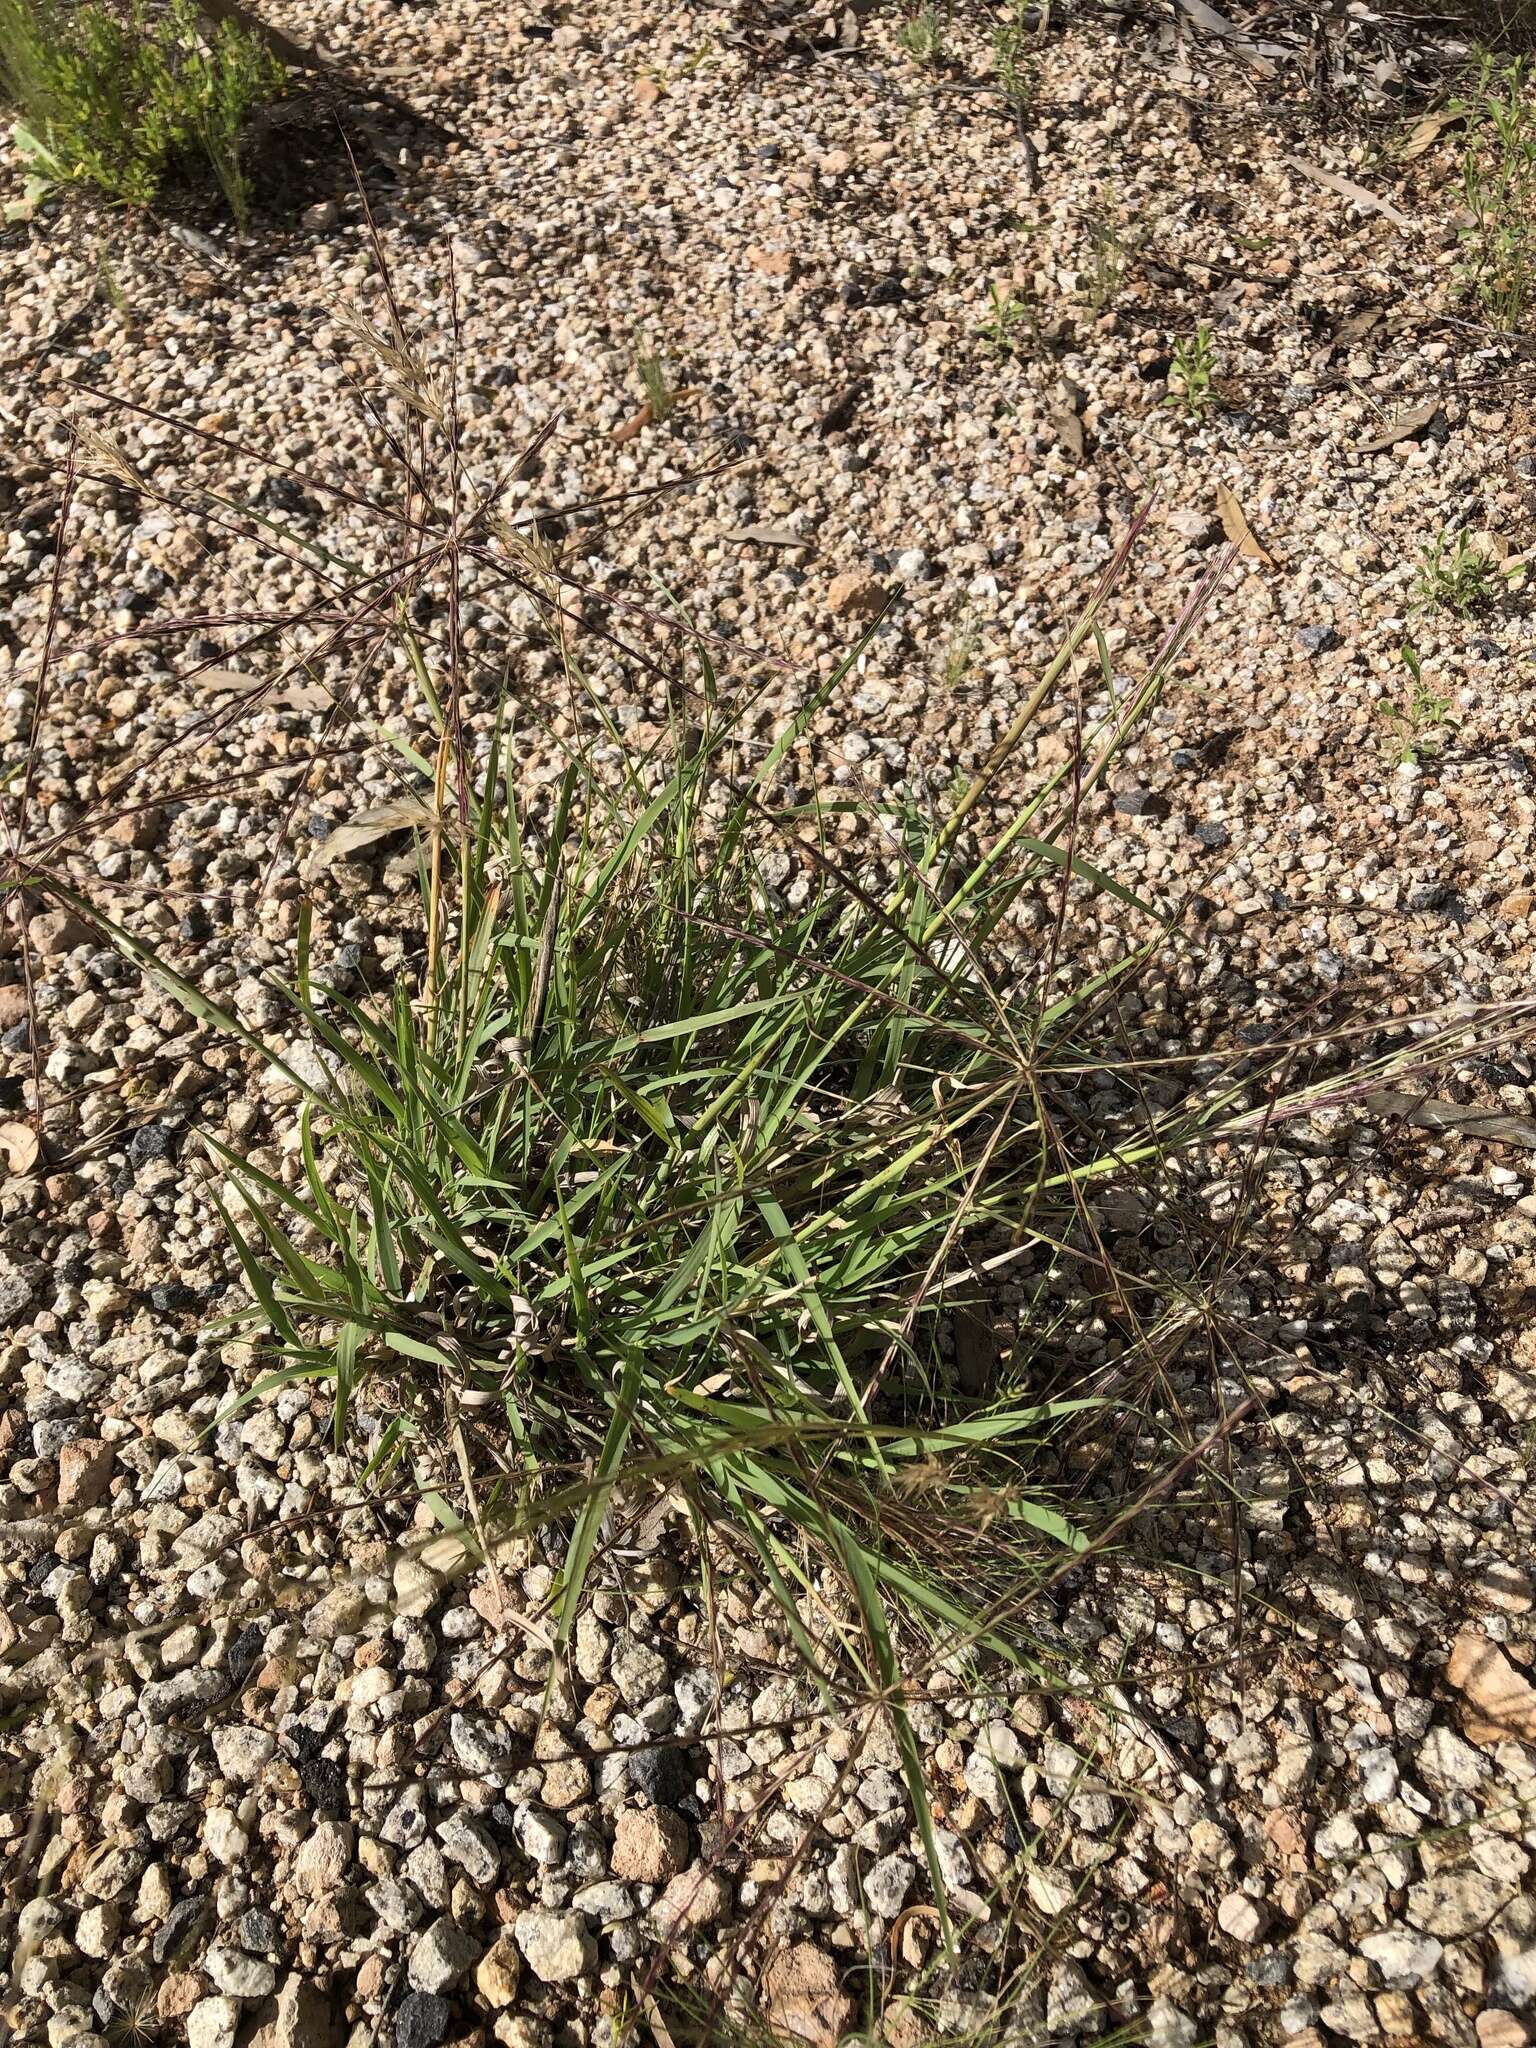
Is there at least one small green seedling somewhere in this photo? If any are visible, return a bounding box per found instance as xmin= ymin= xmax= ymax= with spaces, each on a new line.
xmin=1409 ymin=526 xmax=1508 ymax=618
xmin=637 ymin=37 xmax=717 ymax=94
xmin=1451 ymin=53 xmax=1536 ymax=331
xmin=5 ymin=116 xmax=63 ymax=219
xmin=979 ymin=280 xmax=1032 ymax=357
xmin=993 ymin=3 xmax=1037 ymax=112
xmin=942 ymin=614 xmax=979 ymax=688
xmin=1163 ymin=324 xmax=1218 ymax=419
xmin=1082 ymin=200 xmax=1128 ymax=313
xmin=635 ymin=342 xmax=675 ymax=422
xmin=1379 ymin=644 xmax=1457 ymax=764
xmin=898 ymin=2 xmax=948 ymax=64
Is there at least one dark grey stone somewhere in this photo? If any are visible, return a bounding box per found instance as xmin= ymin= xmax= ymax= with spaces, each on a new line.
xmin=395 ymin=1992 xmax=451 ymax=2048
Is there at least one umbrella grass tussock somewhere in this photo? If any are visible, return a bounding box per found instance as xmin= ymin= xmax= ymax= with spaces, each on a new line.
xmin=83 ymin=573 xmax=1245 ymax=1935
xmin=44 ymin=472 xmax=1250 ymax=1932
xmin=21 ymin=242 xmax=1532 ymax=1948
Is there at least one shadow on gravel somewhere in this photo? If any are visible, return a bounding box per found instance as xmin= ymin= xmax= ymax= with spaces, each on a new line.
xmin=236 ymin=88 xmax=452 ymax=231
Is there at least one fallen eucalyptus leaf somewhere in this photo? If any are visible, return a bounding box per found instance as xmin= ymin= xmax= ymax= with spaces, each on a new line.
xmin=1178 ymin=0 xmax=1286 ymax=72
xmin=1400 ymin=109 xmax=1464 ymax=161
xmin=199 ymin=667 xmax=332 ymax=713
xmin=726 ymin=524 xmax=807 ymax=548
xmin=1284 ymin=154 xmax=1413 ymax=231
xmin=1363 ymin=1090 xmax=1536 ymax=1148
xmin=1215 ymin=482 xmax=1275 ymax=566
xmin=1356 ymin=398 xmax=1444 ymax=454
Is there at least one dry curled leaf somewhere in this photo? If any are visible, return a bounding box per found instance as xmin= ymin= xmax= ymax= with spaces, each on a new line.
xmin=819 ymin=379 xmax=867 ymax=436
xmin=0 ymin=1121 xmax=39 ymax=1176
xmin=610 ymin=402 xmax=654 ymax=443
xmin=1400 ymin=109 xmax=1464 ymax=161
xmin=199 ymin=667 xmax=332 ymax=713
xmin=309 ymin=797 xmax=444 ymax=874
xmin=1215 ymin=482 xmax=1275 ymax=567
xmin=1356 ymin=398 xmax=1445 ymax=455
xmin=890 ymin=1902 xmax=944 ymax=1969
xmin=1050 ymin=407 xmax=1086 ymax=464
xmin=609 ymin=386 xmax=697 ymax=443
xmin=1334 ymin=308 xmax=1383 ymax=344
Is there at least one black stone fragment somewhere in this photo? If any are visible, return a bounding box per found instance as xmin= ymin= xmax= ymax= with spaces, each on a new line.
xmin=395 ymin=1993 xmax=451 ymax=2048
xmin=128 ymin=1121 xmax=179 ymax=1168
xmin=628 ymin=1741 xmax=697 ymax=1808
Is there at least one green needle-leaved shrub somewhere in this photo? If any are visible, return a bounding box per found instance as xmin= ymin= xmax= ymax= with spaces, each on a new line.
xmin=0 ymin=0 xmax=286 ymax=221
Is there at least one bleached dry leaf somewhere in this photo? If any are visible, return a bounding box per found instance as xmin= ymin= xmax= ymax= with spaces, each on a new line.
xmin=1284 ymin=154 xmax=1413 ymax=231
xmin=1356 ymin=398 xmax=1444 ymax=454
xmin=309 ymin=797 xmax=444 ymax=874
xmin=726 ymin=524 xmax=806 ymax=548
xmin=0 ymin=1121 xmax=39 ymax=1176
xmin=1178 ymin=0 xmax=1285 ymax=74
xmin=1400 ymin=110 xmax=1464 ymax=161
xmin=1215 ymin=482 xmax=1275 ymax=567
xmin=199 ymin=667 xmax=332 ymax=713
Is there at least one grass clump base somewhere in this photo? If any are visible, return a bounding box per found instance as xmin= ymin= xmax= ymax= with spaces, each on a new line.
xmin=149 ymin=634 xmax=1213 ymax=1935
xmin=64 ymin=420 xmax=1236 ymax=1933
xmin=0 ymin=0 xmax=285 ymax=221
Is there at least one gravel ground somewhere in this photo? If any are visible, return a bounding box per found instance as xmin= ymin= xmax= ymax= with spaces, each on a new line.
xmin=2 ymin=3 xmax=1536 ymax=2045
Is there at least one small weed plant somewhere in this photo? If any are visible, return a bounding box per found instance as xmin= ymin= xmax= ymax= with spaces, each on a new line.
xmin=52 ymin=351 xmax=1240 ymax=1930
xmin=1451 ymin=53 xmax=1536 ymax=329
xmin=24 ymin=249 xmax=1509 ymax=1942
xmin=898 ymin=2 xmax=949 ymax=64
xmin=84 ymin=568 xmax=1241 ymax=1932
xmin=1163 ymin=323 xmax=1218 ymax=418
xmin=1409 ymin=525 xmax=1507 ymax=617
xmin=979 ymin=279 xmax=1033 ymax=356
xmin=635 ymin=341 xmax=676 ymax=422
xmin=1379 ymin=644 xmax=1456 ymax=764
xmin=0 ymin=0 xmax=284 ymax=222
xmin=993 ymin=3 xmax=1037 ymax=113
xmin=1082 ymin=198 xmax=1128 ymax=313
